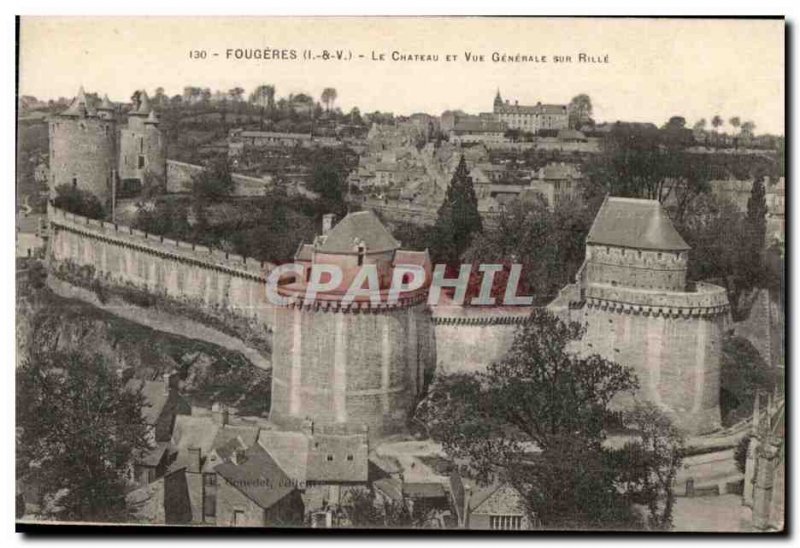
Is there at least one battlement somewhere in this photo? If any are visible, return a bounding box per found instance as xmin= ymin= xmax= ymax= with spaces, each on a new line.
xmin=430 ymin=298 xmax=535 ymax=326
xmin=584 ymin=282 xmax=730 ymax=317
xmin=276 ymin=286 xmax=429 ymax=312
xmin=586 ymin=243 xmax=688 ymax=269
xmin=48 ymin=204 xmax=271 ymax=282
xmin=584 ymin=244 xmax=688 ymax=291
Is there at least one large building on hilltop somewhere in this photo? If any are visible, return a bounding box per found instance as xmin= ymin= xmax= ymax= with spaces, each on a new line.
xmin=48 ymin=87 xmax=166 ymax=207
xmin=492 ymin=90 xmax=569 ymax=134
xmin=553 ymin=197 xmax=730 ymax=434
xmin=269 ymin=211 xmax=435 ymax=439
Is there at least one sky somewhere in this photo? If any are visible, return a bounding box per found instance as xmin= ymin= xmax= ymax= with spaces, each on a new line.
xmin=18 ymin=17 xmax=785 ymax=134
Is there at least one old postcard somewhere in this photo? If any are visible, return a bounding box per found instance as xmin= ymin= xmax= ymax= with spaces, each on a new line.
xmin=15 ymin=16 xmax=785 ymax=532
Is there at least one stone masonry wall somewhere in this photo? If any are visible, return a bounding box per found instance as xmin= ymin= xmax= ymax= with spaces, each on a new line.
xmin=270 ymin=303 xmax=433 ymax=438
xmin=48 ymin=204 xmax=276 ymax=331
xmin=49 ymin=117 xmax=116 ymax=204
xmin=571 ymin=283 xmax=730 ymax=434
xmin=166 ymin=160 xmax=273 ymax=196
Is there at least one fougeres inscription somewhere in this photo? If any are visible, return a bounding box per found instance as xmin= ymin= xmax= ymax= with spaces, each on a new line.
xmin=15 ymin=16 xmax=785 ymax=533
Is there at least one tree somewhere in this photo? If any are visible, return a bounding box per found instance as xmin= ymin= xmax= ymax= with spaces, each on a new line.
xmin=692 ymin=118 xmax=707 ymax=132
xmin=711 ymin=115 xmax=723 ymax=131
xmin=250 ymin=85 xmax=276 ymax=108
xmin=416 ymin=310 xmax=682 ymax=529
xmin=228 ymin=87 xmax=245 ymax=102
xmin=584 ymin=124 xmax=710 ymax=220
xmin=348 ymin=107 xmax=362 ymax=125
xmin=741 ymin=120 xmax=756 ymax=138
xmin=663 ymin=116 xmax=686 ymax=130
xmin=187 ymin=159 xmax=236 ymax=231
xmin=432 ymin=156 xmax=483 ymax=263
xmin=729 ymin=117 xmax=741 ymax=132
xmin=720 ymin=334 xmax=779 ymax=426
xmin=464 ymin=196 xmax=591 ymax=303
xmin=340 ymin=488 xmax=437 ymax=528
xmin=53 ymin=184 xmax=106 ymax=220
xmin=611 ymin=402 xmax=685 ymax=530
xmin=742 ymin=177 xmax=768 ymax=286
xmin=568 ymin=94 xmax=593 ymax=129
xmin=138 ymin=169 xmax=166 ymax=201
xmin=673 ymin=193 xmax=748 ymax=284
xmin=17 ymin=348 xmax=151 ymax=522
xmin=321 ymin=87 xmax=338 ymax=112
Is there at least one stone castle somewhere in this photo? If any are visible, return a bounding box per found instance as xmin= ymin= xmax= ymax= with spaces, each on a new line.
xmin=45 ymin=91 xmax=731 ymax=438
xmin=48 ymin=87 xmax=166 ymax=207
xmin=553 ymin=197 xmax=730 ymax=433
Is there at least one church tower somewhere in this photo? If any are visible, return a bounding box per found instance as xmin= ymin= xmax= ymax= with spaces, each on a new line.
xmin=493 ymin=88 xmax=504 ymax=112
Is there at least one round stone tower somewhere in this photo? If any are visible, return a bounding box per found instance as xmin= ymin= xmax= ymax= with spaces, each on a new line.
xmin=118 ymin=91 xmax=166 ymax=193
xmin=48 ymin=87 xmax=117 ymax=206
xmin=566 ymin=197 xmax=730 ymax=434
xmin=269 ymin=211 xmax=434 ymax=439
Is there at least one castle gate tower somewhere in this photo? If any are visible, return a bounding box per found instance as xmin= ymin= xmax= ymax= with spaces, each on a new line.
xmin=269 ymin=211 xmax=434 ymax=439
xmin=570 ymin=197 xmax=730 ymax=434
xmin=48 ymin=87 xmax=117 ymax=206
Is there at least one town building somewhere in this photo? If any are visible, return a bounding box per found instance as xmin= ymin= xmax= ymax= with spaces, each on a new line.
xmin=125 ymin=373 xmax=190 ymax=486
xmin=523 ymin=162 xmax=584 ymax=208
xmin=492 ymin=90 xmax=568 ymax=134
xmin=214 ymin=444 xmax=305 ymax=527
xmin=449 ymin=116 xmax=507 ymax=145
xmin=449 ymin=473 xmax=532 ymax=530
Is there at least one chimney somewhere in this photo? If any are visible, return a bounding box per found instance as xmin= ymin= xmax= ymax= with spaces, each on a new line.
xmin=514 ymin=100 xmax=518 ymax=106
xmin=212 ymin=402 xmax=229 ymax=426
xmin=187 ymin=447 xmax=201 ymax=474
xmin=163 ymin=371 xmax=178 ymax=395
xmin=322 ymin=213 xmax=336 ymax=234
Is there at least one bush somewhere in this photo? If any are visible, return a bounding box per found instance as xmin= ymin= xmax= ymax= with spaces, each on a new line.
xmin=53 ymin=184 xmax=105 ymax=219
xmin=734 ymin=435 xmax=752 ymax=474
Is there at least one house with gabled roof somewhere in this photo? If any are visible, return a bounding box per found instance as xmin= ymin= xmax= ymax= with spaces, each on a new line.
xmin=214 ymin=444 xmax=304 ymax=527
xmin=125 ymin=373 xmax=190 ymax=486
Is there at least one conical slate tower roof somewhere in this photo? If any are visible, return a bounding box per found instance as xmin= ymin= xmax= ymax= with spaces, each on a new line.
xmin=586 ymin=196 xmax=690 ymax=251
xmin=144 ymin=109 xmax=159 ymax=124
xmin=317 ymin=210 xmax=400 ymax=254
xmin=62 ymin=86 xmax=95 ymax=117
xmin=135 ymin=91 xmax=152 ymax=115
xmin=98 ymin=94 xmax=115 ymax=111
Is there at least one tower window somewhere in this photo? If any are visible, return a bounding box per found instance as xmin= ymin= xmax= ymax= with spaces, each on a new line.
xmin=72 ymin=177 xmax=77 ymax=187
xmin=357 ymin=243 xmax=366 ymax=266
xmin=326 ymin=455 xmax=334 ymax=462
xmin=138 ymin=155 xmax=145 ymax=169
xmin=139 ymin=137 xmax=144 ymax=153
